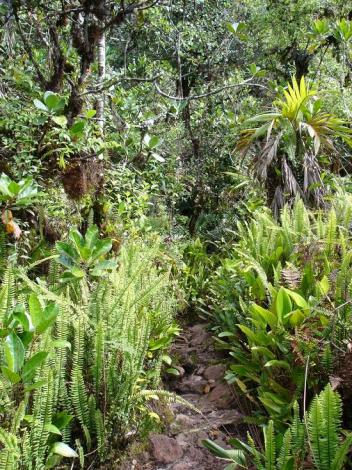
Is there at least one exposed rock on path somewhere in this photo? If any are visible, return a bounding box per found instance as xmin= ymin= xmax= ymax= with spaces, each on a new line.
xmin=123 ymin=323 xmax=243 ymax=470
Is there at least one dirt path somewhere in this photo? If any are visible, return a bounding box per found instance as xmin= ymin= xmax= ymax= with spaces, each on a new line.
xmin=124 ymin=323 xmax=244 ymax=470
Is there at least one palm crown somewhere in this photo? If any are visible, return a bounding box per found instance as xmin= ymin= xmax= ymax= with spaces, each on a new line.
xmin=237 ymin=77 xmax=352 ymax=216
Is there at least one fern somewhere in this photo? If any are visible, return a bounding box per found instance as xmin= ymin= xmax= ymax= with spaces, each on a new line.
xmin=0 ymin=266 xmax=14 ymax=325
xmin=0 ymin=239 xmax=177 ymax=469
xmin=93 ymin=319 xmax=104 ymax=399
xmin=247 ymin=432 xmax=265 ymax=470
xmin=71 ymin=366 xmax=91 ymax=448
xmin=30 ymin=369 xmax=54 ymax=469
xmin=320 ymin=384 xmax=341 ymax=468
xmin=308 ymin=394 xmax=324 ymax=470
xmin=324 ymin=209 xmax=337 ymax=259
xmin=264 ymin=420 xmax=275 ymax=470
xmin=0 ymin=428 xmax=20 ymax=470
xmin=330 ymin=433 xmax=352 ymax=470
xmin=277 ymin=429 xmax=292 ymax=468
xmin=308 ymin=385 xmax=343 ymax=470
xmin=95 ymin=409 xmax=106 ymax=461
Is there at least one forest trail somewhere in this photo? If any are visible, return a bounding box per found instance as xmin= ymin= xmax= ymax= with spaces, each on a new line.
xmin=124 ymin=324 xmax=243 ymax=470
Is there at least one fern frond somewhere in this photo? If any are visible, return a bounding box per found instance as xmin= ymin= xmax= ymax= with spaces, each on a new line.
xmin=30 ymin=369 xmax=54 ymax=469
xmin=331 ymin=433 xmax=352 ymax=470
xmin=247 ymin=432 xmax=265 ymax=470
xmin=277 ymin=429 xmax=292 ymax=468
xmin=264 ymin=420 xmax=275 ymax=470
xmin=0 ymin=266 xmax=14 ymax=325
xmin=0 ymin=428 xmax=20 ymax=469
xmin=95 ymin=409 xmax=106 ymax=461
xmin=320 ymin=384 xmax=341 ymax=468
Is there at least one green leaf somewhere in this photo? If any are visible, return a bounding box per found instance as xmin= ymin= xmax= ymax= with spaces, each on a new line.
xmin=53 ymin=411 xmax=73 ymax=430
xmin=51 ymin=442 xmax=78 ymax=458
xmin=264 ymin=360 xmax=290 ymax=370
xmin=33 ymin=99 xmax=48 ymax=112
xmin=251 ymin=346 xmax=275 ymax=359
xmin=17 ymin=177 xmax=38 ymax=200
xmin=236 ymin=324 xmax=258 ymax=343
xmin=285 ymin=309 xmax=306 ymax=327
xmin=264 ymin=421 xmax=275 ymax=470
xmin=249 ymin=63 xmax=258 ymax=74
xmin=251 ymin=304 xmax=277 ymax=329
xmin=45 ymin=455 xmax=62 ymax=469
xmin=161 ymin=354 xmax=172 ymax=365
xmin=44 ymin=93 xmax=60 ymax=111
xmin=70 ymin=120 xmax=85 ymax=135
xmin=317 ymin=276 xmax=330 ymax=297
xmin=45 ymin=424 xmax=62 ymax=435
xmin=71 ymin=266 xmax=85 ymax=279
xmin=13 ymin=306 xmax=33 ymax=332
xmin=85 ymin=225 xmax=99 ymax=249
xmin=8 ymin=181 xmax=20 ymax=195
xmin=56 ymin=241 xmax=78 ymax=259
xmin=56 ymin=242 xmax=78 ymax=268
xmin=28 ymin=293 xmax=43 ymax=327
xmin=0 ymin=173 xmax=14 ymax=196
xmin=218 ymin=331 xmax=235 ymax=337
xmin=226 ymin=21 xmax=246 ymax=35
xmin=275 ymin=288 xmax=292 ymax=324
xmin=85 ymin=109 xmax=97 ymax=118
xmin=52 ymin=115 xmax=67 ymax=127
xmin=203 ymin=439 xmax=246 ymax=465
xmin=36 ymin=303 xmax=59 ymax=334
xmin=143 ymin=134 xmax=160 ymax=149
xmin=91 ymin=239 xmax=112 ymax=260
xmin=4 ymin=332 xmax=25 ymax=372
xmin=284 ymin=289 xmax=309 ymax=309
xmin=22 ymin=351 xmax=49 ymax=380
xmin=149 ymin=336 xmax=171 ymax=351
xmin=90 ymin=259 xmax=117 ymax=276
xmin=166 ymin=367 xmax=180 ymax=376
xmin=1 ymin=366 xmax=21 ymax=384
xmin=19 ymin=331 xmax=34 ymax=348
xmin=69 ymin=228 xmax=85 ymax=251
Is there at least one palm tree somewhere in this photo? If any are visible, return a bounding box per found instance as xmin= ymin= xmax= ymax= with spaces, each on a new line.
xmin=237 ymin=77 xmax=352 ymax=216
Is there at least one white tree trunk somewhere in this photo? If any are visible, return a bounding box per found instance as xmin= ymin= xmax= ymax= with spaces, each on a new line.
xmin=96 ymin=32 xmax=106 ymax=133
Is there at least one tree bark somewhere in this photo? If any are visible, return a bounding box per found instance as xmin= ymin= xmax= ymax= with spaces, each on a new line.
xmin=96 ymin=31 xmax=106 ymax=133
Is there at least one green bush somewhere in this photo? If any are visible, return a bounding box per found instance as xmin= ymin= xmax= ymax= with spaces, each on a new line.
xmin=204 ymin=384 xmax=352 ymax=470
xmin=0 ymin=237 xmax=179 ymax=468
xmin=210 ymin=197 xmax=352 ymax=423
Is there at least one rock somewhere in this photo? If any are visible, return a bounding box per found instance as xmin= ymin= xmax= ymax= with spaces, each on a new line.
xmin=170 ymin=414 xmax=198 ymax=434
xmin=150 ymin=434 xmax=183 ymax=464
xmin=202 ymin=382 xmax=235 ymax=409
xmin=203 ymin=364 xmax=226 ymax=382
xmin=207 ymin=409 xmax=242 ymax=427
xmin=189 ymin=324 xmax=211 ymax=347
xmin=176 ymin=430 xmax=208 ymax=447
xmin=177 ymin=375 xmax=208 ymax=394
xmin=183 ymin=446 xmax=205 ymax=461
xmin=171 ymin=464 xmax=193 ymax=470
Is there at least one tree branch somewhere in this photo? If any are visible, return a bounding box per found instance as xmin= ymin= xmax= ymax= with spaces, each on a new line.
xmin=12 ymin=7 xmax=46 ymax=87
xmin=103 ymin=0 xmax=160 ymax=31
xmin=153 ymin=77 xmax=269 ymax=101
xmin=80 ymin=74 xmax=161 ymax=96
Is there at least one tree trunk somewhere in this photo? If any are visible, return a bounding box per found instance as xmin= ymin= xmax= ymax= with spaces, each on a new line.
xmin=96 ymin=32 xmax=106 ymax=133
